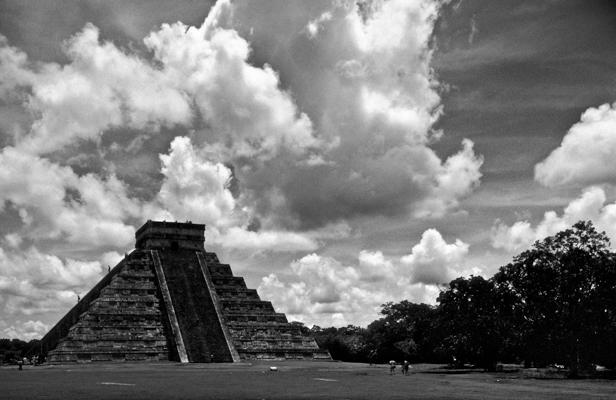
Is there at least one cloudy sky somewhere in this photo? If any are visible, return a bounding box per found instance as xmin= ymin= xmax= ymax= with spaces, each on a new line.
xmin=1 ymin=0 xmax=616 ymax=339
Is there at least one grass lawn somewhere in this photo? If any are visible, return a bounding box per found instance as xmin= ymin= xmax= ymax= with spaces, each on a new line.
xmin=1 ymin=361 xmax=615 ymax=399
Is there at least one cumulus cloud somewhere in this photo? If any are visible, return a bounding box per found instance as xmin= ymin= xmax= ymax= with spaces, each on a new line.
xmin=258 ymin=252 xmax=390 ymax=327
xmin=306 ymin=11 xmax=332 ymax=38
xmin=234 ymin=0 xmax=482 ymax=227
xmin=143 ymin=0 xmax=324 ymax=162
xmin=1 ymin=320 xmax=50 ymax=341
xmin=147 ymin=136 xmax=323 ymax=253
xmin=212 ymin=227 xmax=318 ymax=252
xmin=419 ymin=139 xmax=484 ymax=217
xmin=492 ymin=186 xmax=616 ymax=252
xmin=0 ymin=25 xmax=191 ymax=154
xmin=150 ymin=136 xmax=236 ymax=225
xmin=0 ymin=0 xmax=324 ymax=161
xmin=535 ymin=103 xmax=616 ymax=187
xmin=0 ymin=245 xmax=108 ymax=328
xmin=258 ymin=228 xmax=472 ymax=327
xmin=401 ymin=228 xmax=470 ymax=285
xmin=0 ymin=146 xmax=139 ymax=248
xmin=0 ymin=0 xmax=481 ymax=233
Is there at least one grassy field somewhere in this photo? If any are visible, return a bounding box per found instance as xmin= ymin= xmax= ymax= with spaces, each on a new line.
xmin=1 ymin=361 xmax=615 ymax=399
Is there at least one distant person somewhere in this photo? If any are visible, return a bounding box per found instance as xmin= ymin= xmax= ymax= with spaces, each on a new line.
xmin=402 ymin=360 xmax=410 ymax=375
xmin=368 ymin=350 xmax=377 ymax=366
xmin=389 ymin=360 xmax=396 ymax=375
xmin=17 ymin=358 xmax=23 ymax=370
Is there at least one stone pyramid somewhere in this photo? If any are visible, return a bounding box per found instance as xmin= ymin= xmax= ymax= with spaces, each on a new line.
xmin=41 ymin=221 xmax=330 ymax=363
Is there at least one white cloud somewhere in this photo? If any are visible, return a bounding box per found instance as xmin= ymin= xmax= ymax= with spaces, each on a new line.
xmin=401 ymin=228 xmax=470 ymax=284
xmin=1 ymin=320 xmax=50 ymax=341
xmin=535 ymin=103 xmax=616 ymax=187
xmin=1 ymin=25 xmax=191 ymax=155
xmin=258 ymin=252 xmax=384 ymax=327
xmin=0 ymin=146 xmax=139 ymax=248
xmin=306 ymin=11 xmax=332 ymax=38
xmin=152 ymin=136 xmax=236 ymax=225
xmin=419 ymin=139 xmax=484 ymax=217
xmin=149 ymin=136 xmax=322 ymax=253
xmin=234 ymin=0 xmax=483 ymax=224
xmin=143 ymin=0 xmax=325 ymax=162
xmin=347 ymin=0 xmax=439 ymax=54
xmin=492 ymin=186 xmax=616 ymax=252
xmin=357 ymin=250 xmax=396 ymax=282
xmin=1 ymin=0 xmax=482 ymax=232
xmin=0 ymin=0 xmax=324 ymax=161
xmin=258 ymin=228 xmax=472 ymax=327
xmin=213 ymin=227 xmax=318 ymax=252
xmin=0 ymin=245 xmax=107 ymax=321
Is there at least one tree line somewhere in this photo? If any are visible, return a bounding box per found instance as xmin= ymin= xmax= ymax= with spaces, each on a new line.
xmin=0 ymin=339 xmax=41 ymax=364
xmin=309 ymin=221 xmax=616 ymax=376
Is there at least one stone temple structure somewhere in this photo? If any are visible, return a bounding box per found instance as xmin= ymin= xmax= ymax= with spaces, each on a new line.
xmin=40 ymin=220 xmax=330 ymax=363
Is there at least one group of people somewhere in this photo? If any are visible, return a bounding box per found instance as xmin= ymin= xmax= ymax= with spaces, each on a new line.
xmin=16 ymin=355 xmax=43 ymax=370
xmin=389 ymin=360 xmax=411 ymax=375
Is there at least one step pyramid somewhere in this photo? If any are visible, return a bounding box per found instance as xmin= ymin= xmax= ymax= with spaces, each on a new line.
xmin=41 ymin=221 xmax=330 ymax=363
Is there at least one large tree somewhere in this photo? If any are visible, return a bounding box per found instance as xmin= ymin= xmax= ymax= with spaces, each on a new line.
xmin=436 ymin=276 xmax=508 ymax=370
xmin=494 ymin=221 xmax=616 ymax=375
xmin=366 ymin=301 xmax=439 ymax=363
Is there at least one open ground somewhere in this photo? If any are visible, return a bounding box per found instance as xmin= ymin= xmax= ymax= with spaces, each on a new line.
xmin=1 ymin=361 xmax=615 ymax=399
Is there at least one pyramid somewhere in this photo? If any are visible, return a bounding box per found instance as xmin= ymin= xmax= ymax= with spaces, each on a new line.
xmin=40 ymin=221 xmax=330 ymax=363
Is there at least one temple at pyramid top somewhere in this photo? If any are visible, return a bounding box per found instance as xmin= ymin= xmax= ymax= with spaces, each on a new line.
xmin=40 ymin=220 xmax=330 ymax=363
xmin=135 ymin=220 xmax=206 ymax=250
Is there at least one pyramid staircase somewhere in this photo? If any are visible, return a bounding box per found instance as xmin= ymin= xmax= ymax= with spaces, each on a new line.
xmin=42 ymin=221 xmax=330 ymax=363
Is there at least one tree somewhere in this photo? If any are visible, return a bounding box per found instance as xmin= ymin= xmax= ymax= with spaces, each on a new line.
xmin=495 ymin=221 xmax=616 ymax=375
xmin=365 ymin=301 xmax=440 ymax=363
xmin=312 ymin=325 xmax=370 ymax=362
xmin=437 ymin=276 xmax=508 ymax=370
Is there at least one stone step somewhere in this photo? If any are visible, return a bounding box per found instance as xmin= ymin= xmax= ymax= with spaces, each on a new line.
xmin=59 ymin=335 xmax=167 ymax=343
xmin=236 ymin=349 xmax=332 ymax=360
xmin=228 ymin=327 xmax=304 ymax=337
xmin=72 ymin=324 xmax=163 ymax=330
xmin=220 ymin=301 xmax=275 ymax=313
xmin=81 ymin=309 xmax=161 ymax=316
xmin=94 ymin=295 xmax=159 ymax=302
xmin=207 ymin=263 xmax=233 ymax=277
xmin=210 ymin=276 xmax=247 ymax=287
xmin=103 ymin=282 xmax=157 ymax=289
xmin=215 ymin=287 xmax=259 ymax=300
xmin=223 ymin=312 xmax=288 ymax=323
xmin=203 ymin=252 xmax=220 ymax=264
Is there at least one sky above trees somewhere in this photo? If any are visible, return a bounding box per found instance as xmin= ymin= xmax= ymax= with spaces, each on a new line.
xmin=1 ymin=0 xmax=616 ymax=339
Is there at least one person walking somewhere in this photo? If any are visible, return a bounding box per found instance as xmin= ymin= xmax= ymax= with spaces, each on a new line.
xmin=402 ymin=360 xmax=410 ymax=375
xmin=389 ymin=360 xmax=396 ymax=375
